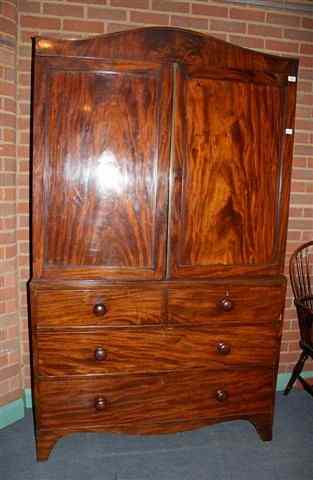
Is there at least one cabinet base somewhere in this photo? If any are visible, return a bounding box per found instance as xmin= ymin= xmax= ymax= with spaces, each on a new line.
xmin=35 ymin=415 xmax=273 ymax=461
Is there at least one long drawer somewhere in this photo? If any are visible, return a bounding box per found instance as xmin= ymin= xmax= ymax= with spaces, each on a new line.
xmin=32 ymin=287 xmax=165 ymax=327
xmin=168 ymin=285 xmax=284 ymax=325
xmin=36 ymin=326 xmax=278 ymax=376
xmin=36 ymin=369 xmax=273 ymax=431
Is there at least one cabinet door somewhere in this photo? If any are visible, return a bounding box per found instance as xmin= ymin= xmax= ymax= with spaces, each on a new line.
xmin=168 ymin=65 xmax=292 ymax=278
xmin=32 ymin=58 xmax=172 ymax=280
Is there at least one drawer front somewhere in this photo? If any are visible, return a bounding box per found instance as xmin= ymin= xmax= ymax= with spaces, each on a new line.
xmin=37 ymin=369 xmax=273 ymax=431
xmin=36 ymin=326 xmax=277 ymax=376
xmin=32 ymin=288 xmax=164 ymax=327
xmin=168 ymin=285 xmax=284 ymax=325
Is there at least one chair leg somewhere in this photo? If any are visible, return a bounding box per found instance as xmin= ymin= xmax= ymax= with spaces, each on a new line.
xmin=284 ymin=351 xmax=308 ymax=396
xmin=298 ymin=376 xmax=313 ymax=397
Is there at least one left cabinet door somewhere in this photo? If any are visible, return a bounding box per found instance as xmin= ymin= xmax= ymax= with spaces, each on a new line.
xmin=32 ymin=57 xmax=172 ymax=280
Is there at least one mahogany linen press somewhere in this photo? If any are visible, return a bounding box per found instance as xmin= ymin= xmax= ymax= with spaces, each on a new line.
xmin=29 ymin=27 xmax=298 ymax=460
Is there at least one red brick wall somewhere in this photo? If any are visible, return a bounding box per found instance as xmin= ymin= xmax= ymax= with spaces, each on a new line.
xmin=0 ymin=0 xmax=23 ymax=407
xmin=2 ymin=0 xmax=313 ymax=404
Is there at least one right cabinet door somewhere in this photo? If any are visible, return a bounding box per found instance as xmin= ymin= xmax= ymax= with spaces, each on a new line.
xmin=168 ymin=64 xmax=293 ymax=279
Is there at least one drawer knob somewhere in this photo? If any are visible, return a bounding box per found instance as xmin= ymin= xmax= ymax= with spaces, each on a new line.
xmin=93 ymin=303 xmax=107 ymax=316
xmin=216 ymin=389 xmax=228 ymax=402
xmin=94 ymin=397 xmax=107 ymax=411
xmin=94 ymin=346 xmax=107 ymax=361
xmin=216 ymin=342 xmax=231 ymax=355
xmin=219 ymin=296 xmax=233 ymax=312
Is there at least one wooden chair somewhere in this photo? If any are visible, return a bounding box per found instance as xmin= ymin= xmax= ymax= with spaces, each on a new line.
xmin=284 ymin=240 xmax=313 ymax=396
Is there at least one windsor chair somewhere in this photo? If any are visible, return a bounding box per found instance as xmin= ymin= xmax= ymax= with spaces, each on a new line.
xmin=284 ymin=240 xmax=313 ymax=396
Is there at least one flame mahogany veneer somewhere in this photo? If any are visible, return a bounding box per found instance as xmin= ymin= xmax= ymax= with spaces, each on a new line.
xmin=29 ymin=27 xmax=298 ymax=461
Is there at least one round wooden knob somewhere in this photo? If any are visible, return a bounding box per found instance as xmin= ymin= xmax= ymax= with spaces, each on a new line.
xmin=216 ymin=342 xmax=231 ymax=355
xmin=94 ymin=346 xmax=107 ymax=361
xmin=216 ymin=389 xmax=228 ymax=402
xmin=94 ymin=397 xmax=107 ymax=411
xmin=93 ymin=303 xmax=107 ymax=316
xmin=219 ymin=296 xmax=233 ymax=312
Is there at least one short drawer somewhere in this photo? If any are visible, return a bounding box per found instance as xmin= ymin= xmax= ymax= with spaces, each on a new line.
xmin=36 ymin=369 xmax=273 ymax=431
xmin=168 ymin=285 xmax=285 ymax=325
xmin=36 ymin=326 xmax=278 ymax=376
xmin=31 ymin=287 xmax=164 ymax=327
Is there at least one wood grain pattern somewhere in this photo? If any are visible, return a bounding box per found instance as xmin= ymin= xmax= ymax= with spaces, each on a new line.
xmin=29 ymin=28 xmax=298 ymax=461
xmin=35 ymin=411 xmax=273 ymax=461
xmin=36 ymin=326 xmax=277 ymax=376
xmin=36 ymin=369 xmax=273 ymax=430
xmin=169 ymin=66 xmax=287 ymax=278
xmin=168 ymin=285 xmax=285 ymax=325
xmin=33 ymin=58 xmax=172 ymax=280
xmin=34 ymin=27 xmax=297 ymax=78
xmin=32 ymin=287 xmax=165 ymax=327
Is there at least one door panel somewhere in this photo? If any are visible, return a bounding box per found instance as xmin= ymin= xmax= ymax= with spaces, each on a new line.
xmin=33 ymin=58 xmax=172 ymax=279
xmin=168 ymin=66 xmax=286 ymax=278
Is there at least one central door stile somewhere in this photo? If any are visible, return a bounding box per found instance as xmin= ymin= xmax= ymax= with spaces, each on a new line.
xmin=166 ymin=62 xmax=178 ymax=280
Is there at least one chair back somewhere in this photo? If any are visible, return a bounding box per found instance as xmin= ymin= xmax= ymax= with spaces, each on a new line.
xmin=289 ymin=240 xmax=313 ymax=314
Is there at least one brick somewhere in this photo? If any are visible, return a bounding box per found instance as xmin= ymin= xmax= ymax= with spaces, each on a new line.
xmin=293 ymin=158 xmax=308 ymax=168
xmin=229 ymin=35 xmax=264 ymax=50
xmin=0 ymin=365 xmax=19 ymax=382
xmin=279 ymin=352 xmax=299 ymax=363
xmin=18 ymin=44 xmax=32 ymax=57
xmin=265 ymin=39 xmax=299 ymax=54
xmin=130 ymin=11 xmax=169 ymax=25
xmin=290 ymin=193 xmax=313 ymax=205
xmin=289 ymin=207 xmax=303 ymax=217
xmin=304 ymin=208 xmax=313 ymax=218
xmin=300 ymin=56 xmax=313 ymax=68
xmin=291 ymin=181 xmax=305 ymax=192
xmin=192 ymin=3 xmax=228 ymax=18
xmin=111 ymin=0 xmax=148 ymax=7
xmin=0 ymin=81 xmax=15 ymax=97
xmin=3 ymin=129 xmax=15 ymax=143
xmin=296 ymin=95 xmax=313 ymax=108
xmin=301 ymin=44 xmax=313 ymax=56
xmin=17 ymin=145 xmax=29 ymax=158
xmin=303 ymin=17 xmax=313 ymax=30
xmin=299 ymin=69 xmax=313 ymax=81
xmin=303 ymin=231 xmax=313 ymax=241
xmin=171 ymin=15 xmax=208 ymax=30
xmin=230 ymin=7 xmax=265 ymax=22
xmin=285 ymin=28 xmax=313 ymax=43
xmin=248 ymin=24 xmax=282 ymax=38
xmin=0 ymin=17 xmax=16 ymax=37
xmin=292 ymin=164 xmax=313 ymax=177
xmin=0 ymin=48 xmax=14 ymax=66
xmin=17 ymin=203 xmax=29 ymax=215
xmin=1 ymin=2 xmax=17 ymax=22
xmin=267 ymin=12 xmax=300 ymax=27
xmin=295 ymin=131 xmax=311 ymax=143
xmin=0 ymin=113 xmax=15 ymax=128
xmin=4 ymin=98 xmax=16 ymax=113
xmin=153 ymin=0 xmax=189 ymax=13
xmin=20 ymin=15 xmax=61 ymax=30
xmin=66 ymin=0 xmax=107 ymax=3
xmin=18 ymin=1 xmax=41 ymax=14
xmin=107 ymin=23 xmax=141 ymax=33
xmin=43 ymin=3 xmax=84 ymax=18
xmin=211 ymin=19 xmax=246 ymax=34
xmin=88 ymin=7 xmax=126 ymax=21
xmin=0 ymin=231 xmax=15 ymax=244
xmin=297 ymin=81 xmax=312 ymax=93
xmin=0 ymin=144 xmax=15 ymax=157
xmin=62 ymin=19 xmax=104 ymax=34
xmin=4 ymin=67 xmax=15 ymax=82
